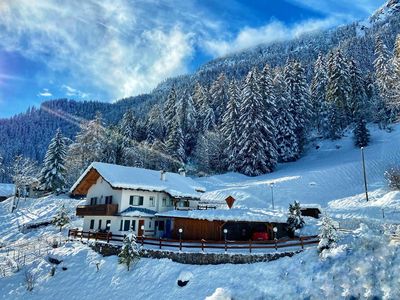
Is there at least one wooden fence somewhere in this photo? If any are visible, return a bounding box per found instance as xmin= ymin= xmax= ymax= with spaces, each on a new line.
xmin=68 ymin=229 xmax=319 ymax=253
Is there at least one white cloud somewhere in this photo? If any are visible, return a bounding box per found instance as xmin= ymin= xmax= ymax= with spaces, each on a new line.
xmin=0 ymin=0 xmax=202 ymax=99
xmin=203 ymin=17 xmax=341 ymax=57
xmin=61 ymin=85 xmax=89 ymax=98
xmin=37 ymin=88 xmax=52 ymax=97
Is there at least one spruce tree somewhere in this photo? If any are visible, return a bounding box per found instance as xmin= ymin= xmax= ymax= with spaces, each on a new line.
xmin=209 ymin=73 xmax=228 ymax=124
xmin=221 ymin=80 xmax=241 ymax=171
xmin=374 ymin=36 xmax=397 ymax=128
xmin=393 ymin=34 xmax=400 ymax=110
xmin=284 ymin=60 xmax=311 ymax=155
xmin=318 ymin=215 xmax=338 ymax=253
xmin=310 ymin=54 xmax=328 ymax=133
xmin=119 ymin=109 xmax=138 ymax=145
xmin=273 ymin=70 xmax=298 ymax=162
xmin=165 ymin=118 xmax=185 ymax=163
xmin=349 ymin=59 xmax=367 ymax=121
xmin=236 ymin=68 xmax=277 ymax=176
xmin=287 ymin=201 xmax=304 ymax=234
xmin=118 ymin=231 xmax=140 ymax=271
xmin=52 ymin=204 xmax=70 ymax=232
xmin=354 ymin=118 xmax=370 ymax=148
xmin=164 ymin=86 xmax=178 ymax=134
xmin=40 ymin=129 xmax=67 ymax=192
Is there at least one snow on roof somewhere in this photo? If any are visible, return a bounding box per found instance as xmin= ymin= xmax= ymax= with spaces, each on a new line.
xmin=119 ymin=207 xmax=157 ymax=217
xmin=0 ymin=183 xmax=15 ymax=197
xmin=156 ymin=208 xmax=288 ymax=223
xmin=70 ymin=162 xmax=205 ymax=199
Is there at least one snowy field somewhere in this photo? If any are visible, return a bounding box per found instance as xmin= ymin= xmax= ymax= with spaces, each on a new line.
xmin=1 ymin=124 xmax=400 ymax=299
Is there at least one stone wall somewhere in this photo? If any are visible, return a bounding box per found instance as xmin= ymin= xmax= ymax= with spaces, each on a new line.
xmin=90 ymin=243 xmax=301 ymax=265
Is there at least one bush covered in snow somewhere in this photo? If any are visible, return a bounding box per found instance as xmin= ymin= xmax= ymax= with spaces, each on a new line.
xmin=318 ymin=215 xmax=339 ymax=253
xmin=118 ymin=232 xmax=141 ymax=271
xmin=52 ymin=204 xmax=70 ymax=232
xmin=287 ymin=201 xmax=304 ymax=235
xmin=384 ymin=167 xmax=400 ymax=190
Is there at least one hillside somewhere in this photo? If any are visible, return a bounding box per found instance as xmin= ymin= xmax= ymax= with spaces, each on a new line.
xmin=1 ymin=125 xmax=400 ymax=299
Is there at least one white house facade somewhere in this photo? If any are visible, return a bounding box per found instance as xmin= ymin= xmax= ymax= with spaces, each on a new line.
xmin=70 ymin=162 xmax=205 ymax=238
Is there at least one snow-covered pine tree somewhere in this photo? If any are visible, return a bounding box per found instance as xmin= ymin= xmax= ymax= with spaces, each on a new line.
xmin=326 ymin=48 xmax=351 ymax=132
xmin=39 ymin=129 xmax=67 ymax=192
xmin=145 ymin=104 xmax=166 ymax=143
xmin=52 ymin=204 xmax=70 ymax=232
xmin=221 ymin=80 xmax=241 ymax=171
xmin=119 ymin=109 xmax=138 ymax=145
xmin=273 ymin=70 xmax=298 ymax=162
xmin=374 ymin=36 xmax=397 ymax=128
xmin=284 ymin=60 xmax=311 ymax=155
xmin=318 ymin=215 xmax=338 ymax=253
xmin=348 ymin=59 xmax=368 ymax=121
xmin=209 ymin=73 xmax=228 ymax=125
xmin=164 ymin=86 xmax=178 ymax=134
xmin=354 ymin=118 xmax=370 ymax=148
xmin=118 ymin=231 xmax=140 ymax=271
xmin=12 ymin=155 xmax=39 ymax=200
xmin=310 ymin=54 xmax=328 ymax=133
xmin=176 ymin=93 xmax=197 ymax=156
xmin=201 ymin=100 xmax=216 ymax=132
xmin=236 ymin=67 xmax=278 ymax=176
xmin=165 ymin=118 xmax=185 ymax=163
xmin=393 ymin=34 xmax=400 ymax=110
xmin=193 ymin=130 xmax=227 ymax=174
xmin=324 ymin=102 xmax=343 ymax=140
xmin=65 ymin=113 xmax=107 ymax=186
xmin=192 ymin=82 xmax=210 ymax=131
xmin=287 ymin=201 xmax=304 ymax=234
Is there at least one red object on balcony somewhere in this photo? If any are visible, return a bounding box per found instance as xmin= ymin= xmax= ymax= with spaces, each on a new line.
xmin=252 ymin=232 xmax=270 ymax=241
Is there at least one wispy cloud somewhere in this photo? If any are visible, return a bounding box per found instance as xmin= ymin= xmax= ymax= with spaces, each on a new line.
xmin=203 ymin=17 xmax=342 ymax=57
xmin=61 ymin=85 xmax=89 ymax=98
xmin=37 ymin=88 xmax=52 ymax=97
xmin=0 ymin=0 xmax=207 ymax=99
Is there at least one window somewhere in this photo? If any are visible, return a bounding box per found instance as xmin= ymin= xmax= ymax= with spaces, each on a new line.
xmin=158 ymin=221 xmax=165 ymax=231
xmin=98 ymin=219 xmax=102 ymax=230
xmin=131 ymin=220 xmax=136 ymax=231
xmin=89 ymin=219 xmax=95 ymax=230
xmin=168 ymin=199 xmax=174 ymax=207
xmin=90 ymin=197 xmax=97 ymax=205
xmin=129 ymin=195 xmax=144 ymax=206
xmin=123 ymin=220 xmax=130 ymax=231
xmin=162 ymin=198 xmax=167 ymax=207
xmin=105 ymin=196 xmax=113 ymax=204
xmin=119 ymin=220 xmax=123 ymax=231
xmin=106 ymin=220 xmax=111 ymax=230
xmin=149 ymin=196 xmax=155 ymax=206
xmin=149 ymin=221 xmax=152 ymax=228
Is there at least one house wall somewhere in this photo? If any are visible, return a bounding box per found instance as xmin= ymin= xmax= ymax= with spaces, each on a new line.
xmin=82 ymin=215 xmax=170 ymax=238
xmin=86 ymin=177 xmax=123 ymax=209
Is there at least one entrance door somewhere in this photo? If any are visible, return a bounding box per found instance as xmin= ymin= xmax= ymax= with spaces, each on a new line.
xmin=138 ymin=220 xmax=144 ymax=236
xmin=165 ymin=220 xmax=171 ymax=238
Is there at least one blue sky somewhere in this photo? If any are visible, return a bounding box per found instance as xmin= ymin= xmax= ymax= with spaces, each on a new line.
xmin=0 ymin=0 xmax=386 ymax=118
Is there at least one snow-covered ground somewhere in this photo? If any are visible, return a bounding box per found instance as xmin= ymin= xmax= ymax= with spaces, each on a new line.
xmin=1 ymin=124 xmax=400 ymax=299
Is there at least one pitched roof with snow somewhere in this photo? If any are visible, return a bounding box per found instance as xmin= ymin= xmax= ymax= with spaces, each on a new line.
xmin=70 ymin=162 xmax=205 ymax=199
xmin=156 ymin=208 xmax=288 ymax=223
xmin=0 ymin=183 xmax=15 ymax=197
xmin=119 ymin=207 xmax=157 ymax=217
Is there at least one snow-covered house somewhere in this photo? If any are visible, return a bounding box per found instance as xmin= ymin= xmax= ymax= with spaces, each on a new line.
xmin=70 ymin=162 xmax=205 ymax=237
xmin=0 ymin=183 xmax=15 ymax=202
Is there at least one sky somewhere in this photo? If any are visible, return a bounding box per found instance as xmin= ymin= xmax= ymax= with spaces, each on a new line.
xmin=0 ymin=0 xmax=386 ymax=118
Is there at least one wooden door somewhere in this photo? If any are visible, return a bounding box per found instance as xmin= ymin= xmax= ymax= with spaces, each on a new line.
xmin=138 ymin=220 xmax=144 ymax=236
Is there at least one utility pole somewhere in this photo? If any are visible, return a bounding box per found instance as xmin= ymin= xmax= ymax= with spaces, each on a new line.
xmin=361 ymin=147 xmax=369 ymax=202
xmin=270 ymin=182 xmax=275 ymax=209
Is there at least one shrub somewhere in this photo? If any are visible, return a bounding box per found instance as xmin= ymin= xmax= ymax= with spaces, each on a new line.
xmin=384 ymin=167 xmax=400 ymax=190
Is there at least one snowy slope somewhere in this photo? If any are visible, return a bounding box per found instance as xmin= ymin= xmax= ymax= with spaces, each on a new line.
xmin=198 ymin=124 xmax=400 ymax=222
xmin=1 ymin=126 xmax=400 ymax=299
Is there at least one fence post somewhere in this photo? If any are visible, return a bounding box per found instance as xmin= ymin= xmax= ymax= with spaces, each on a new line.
xmin=80 ymin=231 xmax=83 ymax=242
xmin=141 ymin=235 xmax=144 ymax=247
xmin=87 ymin=231 xmax=91 ymax=242
xmin=68 ymin=230 xmax=71 ymax=240
xmin=179 ymin=239 xmax=182 ymax=251
xmin=107 ymin=232 xmax=110 ymax=243
xmin=201 ymin=239 xmax=205 ymax=252
xmin=74 ymin=229 xmax=77 ymax=239
xmin=95 ymin=232 xmax=98 ymax=242
xmin=275 ymin=238 xmax=278 ymax=251
xmin=224 ymin=239 xmax=227 ymax=253
xmin=249 ymin=240 xmax=252 ymax=254
xmin=300 ymin=237 xmax=304 ymax=249
xmin=159 ymin=238 xmax=162 ymax=249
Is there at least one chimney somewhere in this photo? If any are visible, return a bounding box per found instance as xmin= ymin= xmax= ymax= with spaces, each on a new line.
xmin=178 ymin=167 xmax=186 ymax=177
xmin=160 ymin=170 xmax=166 ymax=181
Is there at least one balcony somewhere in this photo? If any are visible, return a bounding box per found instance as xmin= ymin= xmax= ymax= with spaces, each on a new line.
xmin=76 ymin=204 xmax=118 ymax=216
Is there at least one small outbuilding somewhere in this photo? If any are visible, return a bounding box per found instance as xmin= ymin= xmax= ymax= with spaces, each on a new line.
xmin=156 ymin=208 xmax=290 ymax=241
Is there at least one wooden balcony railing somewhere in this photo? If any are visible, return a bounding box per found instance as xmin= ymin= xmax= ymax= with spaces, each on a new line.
xmin=76 ymin=204 xmax=118 ymax=216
